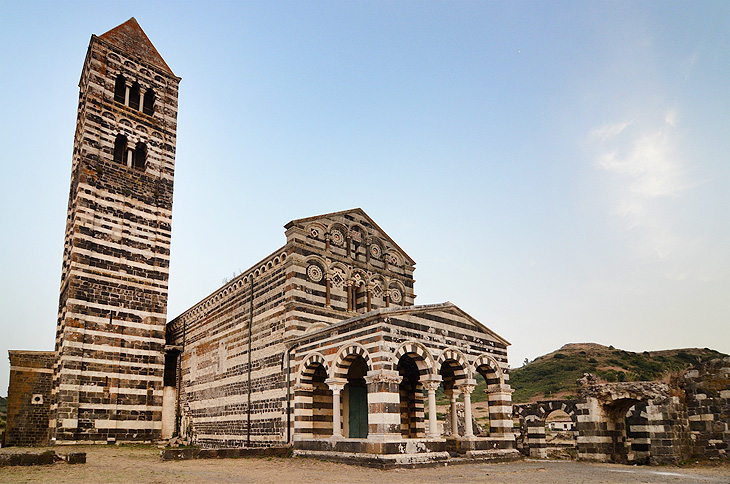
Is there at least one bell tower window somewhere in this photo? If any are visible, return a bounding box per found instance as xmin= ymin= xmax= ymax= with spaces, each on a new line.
xmin=113 ymin=134 xmax=127 ymax=164
xmin=129 ymin=82 xmax=141 ymax=110
xmin=114 ymin=75 xmax=126 ymax=104
xmin=142 ymin=88 xmax=155 ymax=115
xmin=133 ymin=142 xmax=147 ymax=171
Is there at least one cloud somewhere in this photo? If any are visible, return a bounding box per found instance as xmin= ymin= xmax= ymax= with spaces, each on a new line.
xmin=588 ymin=121 xmax=632 ymax=142
xmin=596 ymin=112 xmax=686 ymax=200
xmin=590 ymin=109 xmax=692 ymax=259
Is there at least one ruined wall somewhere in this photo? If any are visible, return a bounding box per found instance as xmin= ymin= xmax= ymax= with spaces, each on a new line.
xmin=51 ymin=19 xmax=180 ymax=443
xmin=574 ymin=379 xmax=692 ymax=464
xmin=5 ymin=351 xmax=55 ymax=446
xmin=683 ymin=356 xmax=730 ymax=460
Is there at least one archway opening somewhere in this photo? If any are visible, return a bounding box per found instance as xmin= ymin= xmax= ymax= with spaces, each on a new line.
xmin=397 ymin=354 xmax=425 ymax=438
xmin=343 ymin=355 xmax=368 ymax=438
xmin=308 ymin=363 xmax=332 ymax=438
xmin=438 ymin=359 xmax=466 ymax=437
xmin=475 ymin=360 xmax=501 ymax=436
xmin=605 ymin=398 xmax=641 ymax=464
xmin=544 ymin=409 xmax=576 ymax=459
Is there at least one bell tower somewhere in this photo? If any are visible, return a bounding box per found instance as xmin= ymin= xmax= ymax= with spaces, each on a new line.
xmin=51 ymin=18 xmax=180 ymax=443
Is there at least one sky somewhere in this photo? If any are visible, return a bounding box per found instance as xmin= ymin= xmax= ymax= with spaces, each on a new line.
xmin=1 ymin=1 xmax=728 ymax=396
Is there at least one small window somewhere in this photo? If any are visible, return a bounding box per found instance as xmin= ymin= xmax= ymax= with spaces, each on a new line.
xmin=143 ymin=88 xmax=155 ymax=115
xmin=113 ymin=134 xmax=127 ymax=164
xmin=114 ymin=75 xmax=126 ymax=104
xmin=129 ymin=82 xmax=141 ymax=110
xmin=133 ymin=142 xmax=147 ymax=171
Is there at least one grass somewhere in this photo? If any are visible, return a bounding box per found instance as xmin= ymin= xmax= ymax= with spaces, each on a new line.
xmin=509 ymin=344 xmax=725 ymax=403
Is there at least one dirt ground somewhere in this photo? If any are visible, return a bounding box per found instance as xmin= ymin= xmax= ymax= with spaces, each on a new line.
xmin=1 ymin=445 xmax=729 ymax=484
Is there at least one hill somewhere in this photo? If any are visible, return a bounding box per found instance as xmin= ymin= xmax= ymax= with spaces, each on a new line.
xmin=509 ymin=343 xmax=726 ymax=403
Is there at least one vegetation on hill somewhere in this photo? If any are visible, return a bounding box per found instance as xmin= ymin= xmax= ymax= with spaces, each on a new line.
xmin=509 ymin=343 xmax=726 ymax=403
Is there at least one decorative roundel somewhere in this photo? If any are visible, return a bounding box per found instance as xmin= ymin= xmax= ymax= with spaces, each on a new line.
xmin=330 ymin=229 xmax=344 ymax=246
xmin=389 ymin=254 xmax=399 ymax=265
xmin=306 ymin=264 xmax=323 ymax=282
xmin=390 ymin=288 xmax=402 ymax=303
xmin=370 ymin=244 xmax=382 ymax=259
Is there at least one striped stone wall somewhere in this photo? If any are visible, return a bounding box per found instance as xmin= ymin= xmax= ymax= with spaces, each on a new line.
xmin=5 ymin=351 xmax=55 ymax=446
xmin=683 ymin=357 xmax=730 ymax=460
xmin=166 ymin=208 xmax=422 ymax=448
xmin=290 ymin=304 xmax=514 ymax=451
xmin=51 ymin=20 xmax=180 ymax=443
xmin=166 ymin=249 xmax=290 ymax=448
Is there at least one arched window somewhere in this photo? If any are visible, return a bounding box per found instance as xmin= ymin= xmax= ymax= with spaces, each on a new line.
xmin=128 ymin=82 xmax=141 ymax=110
xmin=133 ymin=142 xmax=147 ymax=171
xmin=114 ymin=75 xmax=126 ymax=104
xmin=113 ymin=134 xmax=127 ymax=165
xmin=143 ymin=88 xmax=155 ymax=115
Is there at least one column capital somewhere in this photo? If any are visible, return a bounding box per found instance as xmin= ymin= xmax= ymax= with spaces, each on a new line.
xmin=292 ymin=383 xmax=315 ymax=392
xmin=422 ymin=380 xmax=441 ymax=392
xmin=324 ymin=377 xmax=347 ymax=393
xmin=364 ymin=369 xmax=402 ymax=385
xmin=421 ymin=374 xmax=442 ymax=392
xmin=488 ymin=383 xmax=513 ymax=394
xmin=456 ymin=380 xmax=477 ymax=395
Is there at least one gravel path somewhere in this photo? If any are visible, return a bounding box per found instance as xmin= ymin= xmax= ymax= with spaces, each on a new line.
xmin=1 ymin=446 xmax=728 ymax=484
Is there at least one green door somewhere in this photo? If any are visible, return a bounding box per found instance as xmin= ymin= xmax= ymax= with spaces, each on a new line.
xmin=348 ymin=384 xmax=368 ymax=438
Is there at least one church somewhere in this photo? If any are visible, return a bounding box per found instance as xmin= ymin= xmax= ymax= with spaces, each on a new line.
xmin=4 ymin=18 xmax=517 ymax=466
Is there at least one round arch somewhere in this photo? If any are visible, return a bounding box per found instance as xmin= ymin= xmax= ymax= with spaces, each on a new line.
xmin=436 ymin=347 xmax=472 ymax=379
xmin=332 ymin=343 xmax=373 ymax=379
xmin=295 ymin=352 xmax=328 ymax=386
xmin=473 ymin=354 xmax=504 ymax=385
xmin=392 ymin=341 xmax=435 ymax=375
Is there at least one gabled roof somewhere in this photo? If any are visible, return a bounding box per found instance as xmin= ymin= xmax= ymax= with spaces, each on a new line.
xmin=294 ymin=302 xmax=511 ymax=347
xmin=285 ymin=208 xmax=415 ymax=266
xmin=98 ymin=17 xmax=174 ymax=76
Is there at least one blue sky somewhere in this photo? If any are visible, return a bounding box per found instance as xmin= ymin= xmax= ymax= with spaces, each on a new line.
xmin=1 ymin=1 xmax=728 ymax=395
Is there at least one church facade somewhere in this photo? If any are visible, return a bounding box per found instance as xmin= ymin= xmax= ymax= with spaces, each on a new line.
xmin=165 ymin=209 xmax=517 ymax=464
xmin=5 ymin=19 xmax=518 ymax=465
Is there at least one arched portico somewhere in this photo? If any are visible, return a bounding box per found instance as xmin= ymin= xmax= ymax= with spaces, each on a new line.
xmin=437 ymin=348 xmax=475 ymax=438
xmin=293 ymin=353 xmax=332 ymax=439
xmin=473 ymin=354 xmax=512 ymax=440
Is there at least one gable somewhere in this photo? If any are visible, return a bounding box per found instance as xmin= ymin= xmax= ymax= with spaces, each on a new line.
xmin=285 ymin=208 xmax=415 ymax=267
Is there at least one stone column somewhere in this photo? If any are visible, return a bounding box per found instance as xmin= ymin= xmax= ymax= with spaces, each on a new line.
xmin=139 ymin=87 xmax=146 ymax=113
xmin=366 ymin=285 xmax=372 ymax=312
xmin=364 ymin=370 xmax=402 ymax=440
xmin=161 ymin=386 xmax=176 ymax=439
xmin=325 ymin=378 xmax=347 ymax=438
xmin=576 ymin=396 xmax=611 ymax=461
xmin=457 ymin=381 xmax=477 ymax=438
xmin=346 ymin=282 xmax=353 ymax=311
xmin=325 ymin=274 xmax=331 ymax=307
xmin=422 ymin=375 xmax=443 ymax=439
xmin=525 ymin=414 xmax=547 ymax=458
xmin=488 ymin=383 xmax=515 ymax=444
xmin=124 ymin=82 xmax=131 ymax=106
xmin=450 ymin=389 xmax=461 ymax=437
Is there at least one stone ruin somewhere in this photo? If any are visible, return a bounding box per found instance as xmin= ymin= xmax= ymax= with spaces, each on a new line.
xmin=514 ymin=356 xmax=730 ymax=464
